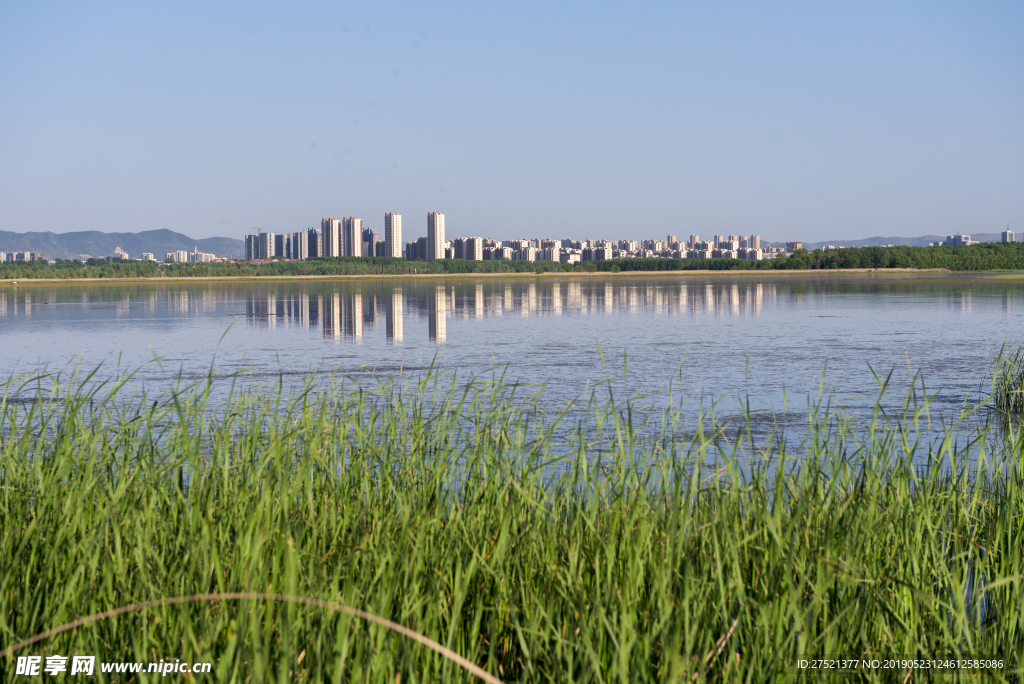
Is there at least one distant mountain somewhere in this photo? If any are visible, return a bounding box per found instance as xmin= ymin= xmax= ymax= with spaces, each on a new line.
xmin=762 ymin=233 xmax=1009 ymax=250
xmin=0 ymin=229 xmax=244 ymax=260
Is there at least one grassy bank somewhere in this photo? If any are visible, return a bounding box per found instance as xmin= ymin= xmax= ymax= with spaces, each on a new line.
xmin=0 ymin=371 xmax=1021 ymax=682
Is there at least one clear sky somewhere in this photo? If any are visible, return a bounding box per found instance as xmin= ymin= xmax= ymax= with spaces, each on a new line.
xmin=1 ymin=1 xmax=1021 ymax=243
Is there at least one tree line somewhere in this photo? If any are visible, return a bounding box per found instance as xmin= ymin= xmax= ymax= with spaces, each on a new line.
xmin=4 ymin=243 xmax=1024 ymax=279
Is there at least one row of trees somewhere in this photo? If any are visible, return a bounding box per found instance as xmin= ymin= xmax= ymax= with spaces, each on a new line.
xmin=5 ymin=243 xmax=1024 ymax=279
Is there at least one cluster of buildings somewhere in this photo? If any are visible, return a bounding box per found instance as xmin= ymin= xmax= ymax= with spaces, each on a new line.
xmin=929 ymin=231 xmax=1014 ymax=247
xmin=0 ymin=250 xmax=43 ymax=263
xmin=243 ymin=214 xmax=777 ymax=264
xmin=244 ymin=213 xmax=407 ymax=261
xmin=162 ymin=247 xmax=216 ymax=263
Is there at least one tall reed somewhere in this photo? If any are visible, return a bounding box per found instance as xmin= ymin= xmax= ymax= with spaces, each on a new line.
xmin=0 ymin=368 xmax=1021 ymax=682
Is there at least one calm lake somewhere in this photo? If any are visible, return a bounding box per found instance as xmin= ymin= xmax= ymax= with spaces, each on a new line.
xmin=2 ymin=274 xmax=1022 ymax=420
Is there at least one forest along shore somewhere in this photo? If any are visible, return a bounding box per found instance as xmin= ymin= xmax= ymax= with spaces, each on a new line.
xmin=7 ymin=241 xmax=1024 ymax=280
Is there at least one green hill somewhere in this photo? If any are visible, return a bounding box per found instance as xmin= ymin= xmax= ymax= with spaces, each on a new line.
xmin=0 ymin=229 xmax=244 ymax=260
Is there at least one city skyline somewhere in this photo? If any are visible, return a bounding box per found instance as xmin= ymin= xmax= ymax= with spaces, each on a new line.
xmin=1 ymin=3 xmax=1020 ymax=243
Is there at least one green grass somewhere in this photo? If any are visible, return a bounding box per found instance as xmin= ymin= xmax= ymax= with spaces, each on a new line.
xmin=0 ymin=368 xmax=1021 ymax=682
xmin=993 ymin=347 xmax=1024 ymax=414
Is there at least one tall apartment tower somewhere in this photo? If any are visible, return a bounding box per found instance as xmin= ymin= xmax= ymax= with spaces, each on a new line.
xmin=750 ymin=234 xmax=761 ymax=249
xmin=291 ymin=231 xmax=309 ymax=260
xmin=689 ymin=235 xmax=700 ymax=248
xmin=321 ymin=218 xmax=341 ymax=257
xmin=307 ymin=227 xmax=322 ymax=257
xmin=258 ymin=232 xmax=275 ymax=260
xmin=427 ymin=212 xmax=445 ymax=261
xmin=384 ymin=213 xmax=402 ymax=258
xmin=342 ymin=217 xmax=363 ymax=257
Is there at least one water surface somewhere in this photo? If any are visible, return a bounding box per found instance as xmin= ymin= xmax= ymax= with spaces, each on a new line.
xmin=2 ymin=274 xmax=1021 ymax=421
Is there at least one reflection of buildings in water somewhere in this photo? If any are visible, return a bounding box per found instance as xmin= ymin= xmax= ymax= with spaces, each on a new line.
xmin=953 ymin=290 xmax=971 ymax=314
xmin=346 ymin=292 xmax=363 ymax=341
xmin=266 ymin=294 xmax=276 ymax=329
xmin=567 ymin=281 xmax=582 ymax=311
xmin=551 ymin=282 xmax=563 ymax=315
xmin=284 ymin=293 xmax=310 ymax=328
xmin=387 ymin=289 xmax=403 ymax=343
xmin=323 ymin=293 xmax=342 ymax=341
xmin=429 ymin=285 xmax=446 ymax=343
xmin=525 ymin=282 xmax=537 ymax=317
xmin=170 ymin=290 xmax=189 ymax=315
xmin=116 ymin=292 xmax=130 ymax=317
xmin=1004 ymin=290 xmax=1016 ymax=318
xmin=503 ymin=285 xmax=512 ymax=316
xmin=146 ymin=290 xmax=157 ymax=314
xmin=474 ymin=283 xmax=484 ymax=319
xmin=604 ymin=283 xmax=613 ymax=314
xmin=731 ymin=284 xmax=740 ymax=316
xmin=320 ymin=292 xmax=364 ymax=342
xmin=24 ymin=292 xmax=31 ymax=317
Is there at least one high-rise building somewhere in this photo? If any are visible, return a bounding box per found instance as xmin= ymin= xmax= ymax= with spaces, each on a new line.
xmin=667 ymin=234 xmax=678 ymax=244
xmin=291 ymin=231 xmax=309 ymax=260
xmin=343 ymin=217 xmax=363 ymax=257
xmin=750 ymin=234 xmax=760 ymax=249
xmin=244 ymin=234 xmax=256 ymax=260
xmin=258 ymin=232 xmax=275 ymax=260
xmin=362 ymin=226 xmax=378 ymax=258
xmin=321 ymin=218 xmax=341 ymax=257
xmin=427 ymin=212 xmax=445 ymax=261
xmin=1002 ymin=229 xmax=1015 ymax=243
xmin=275 ymin=234 xmax=287 ymax=259
xmin=689 ymin=235 xmax=700 ymax=248
xmin=307 ymin=228 xmax=321 ymax=257
xmin=384 ymin=213 xmax=402 ymax=258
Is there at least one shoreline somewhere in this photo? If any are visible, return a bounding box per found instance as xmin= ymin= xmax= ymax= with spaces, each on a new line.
xmin=1 ymin=267 xmax=994 ymax=287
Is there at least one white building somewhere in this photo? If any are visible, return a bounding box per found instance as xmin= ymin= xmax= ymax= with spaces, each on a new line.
xmin=427 ymin=212 xmax=445 ymax=261
xmin=1002 ymin=229 xmax=1015 ymax=243
xmin=189 ymin=247 xmax=215 ymax=262
xmin=166 ymin=250 xmax=190 ymax=263
xmin=321 ymin=218 xmax=341 ymax=257
xmin=343 ymin=217 xmax=363 ymax=257
xmin=384 ymin=213 xmax=402 ymax=258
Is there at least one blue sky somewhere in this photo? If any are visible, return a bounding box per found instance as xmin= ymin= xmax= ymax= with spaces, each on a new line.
xmin=1 ymin=1 xmax=1021 ymax=243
